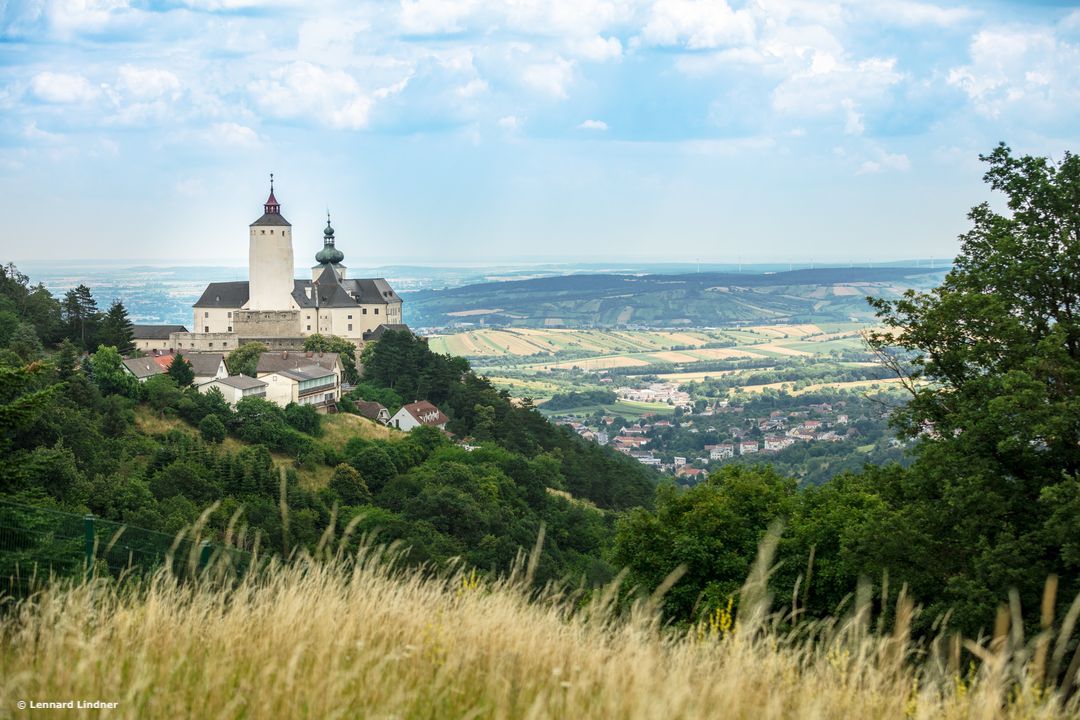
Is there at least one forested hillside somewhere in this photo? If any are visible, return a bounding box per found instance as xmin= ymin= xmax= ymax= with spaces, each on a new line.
xmin=403 ymin=266 xmax=948 ymax=328
xmin=0 ymin=270 xmax=656 ymax=583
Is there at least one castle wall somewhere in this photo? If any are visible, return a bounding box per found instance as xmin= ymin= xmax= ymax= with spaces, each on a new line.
xmin=234 ymin=310 xmax=301 ymax=338
xmin=170 ymin=332 xmax=238 ymax=353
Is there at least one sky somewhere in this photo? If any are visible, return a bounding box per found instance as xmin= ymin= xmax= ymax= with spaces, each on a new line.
xmin=0 ymin=0 xmax=1077 ymax=266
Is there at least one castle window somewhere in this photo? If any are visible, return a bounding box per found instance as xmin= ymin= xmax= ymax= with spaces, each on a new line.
xmin=374 ymin=308 xmax=379 ymax=315
xmin=227 ymin=326 xmax=232 ymax=332
xmin=204 ymin=312 xmax=209 ymax=318
xmin=307 ymin=325 xmax=311 ymax=331
xmin=209 ymin=342 xmax=214 ymax=348
xmin=261 ymin=230 xmax=265 ymax=234
xmin=227 ymin=312 xmax=232 ymax=318
xmin=362 ymin=309 xmax=367 ymax=315
xmin=204 ymin=326 xmax=209 ymax=332
xmin=348 ymin=315 xmax=352 ymax=319
xmin=348 ymin=324 xmax=352 ymax=331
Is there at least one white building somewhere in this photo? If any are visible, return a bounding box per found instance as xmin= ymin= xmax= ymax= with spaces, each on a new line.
xmin=200 ymin=375 xmax=268 ymax=407
xmin=183 ymin=179 xmax=405 ymax=351
xmin=262 ymin=365 xmax=340 ymax=409
xmin=390 ymin=401 xmax=449 ymax=431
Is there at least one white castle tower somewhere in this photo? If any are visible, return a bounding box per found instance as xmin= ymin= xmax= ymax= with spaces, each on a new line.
xmin=247 ymin=174 xmax=295 ymax=310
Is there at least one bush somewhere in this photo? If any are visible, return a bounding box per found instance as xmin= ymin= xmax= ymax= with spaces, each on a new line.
xmin=329 ymin=463 xmax=371 ymax=505
xmin=285 ymin=403 xmax=322 ymax=436
xmin=199 ymin=414 xmax=226 ymax=444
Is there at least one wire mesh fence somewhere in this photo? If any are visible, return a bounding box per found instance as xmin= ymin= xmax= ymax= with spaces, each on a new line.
xmin=0 ymin=498 xmax=253 ymax=597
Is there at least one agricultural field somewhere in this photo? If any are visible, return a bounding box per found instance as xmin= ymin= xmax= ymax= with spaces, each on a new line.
xmin=427 ymin=324 xmax=883 ymax=410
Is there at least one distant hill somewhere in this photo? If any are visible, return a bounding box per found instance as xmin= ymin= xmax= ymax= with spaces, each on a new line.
xmin=402 ymin=266 xmax=949 ymax=329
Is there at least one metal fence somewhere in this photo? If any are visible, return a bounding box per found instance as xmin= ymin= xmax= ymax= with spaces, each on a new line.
xmin=0 ymin=499 xmax=253 ymax=596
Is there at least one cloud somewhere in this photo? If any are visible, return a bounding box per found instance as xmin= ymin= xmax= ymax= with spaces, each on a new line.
xmin=860 ymin=0 xmax=977 ymax=28
xmin=772 ymin=55 xmax=902 ymax=133
xmin=498 ymin=115 xmax=522 ymax=129
xmin=30 ymin=71 xmax=99 ymax=103
xmin=578 ymin=119 xmax=608 ymax=130
xmin=856 ymin=150 xmax=911 ymax=175
xmin=399 ymin=0 xmax=477 ymax=35
xmin=521 ymin=57 xmax=575 ymax=99
xmin=117 ymin=66 xmax=181 ymax=99
xmin=640 ymin=0 xmax=755 ymax=49
xmin=569 ymin=35 xmax=623 ymax=62
xmin=249 ymin=62 xmax=382 ymax=130
xmin=947 ymin=28 xmax=1079 ymax=120
xmin=203 ymin=122 xmax=261 ymax=148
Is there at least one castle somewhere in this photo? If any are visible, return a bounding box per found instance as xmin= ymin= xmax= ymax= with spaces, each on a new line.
xmin=156 ymin=178 xmax=405 ymax=354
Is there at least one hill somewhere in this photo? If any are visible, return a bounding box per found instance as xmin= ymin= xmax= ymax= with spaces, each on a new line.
xmin=402 ymin=267 xmax=948 ymax=328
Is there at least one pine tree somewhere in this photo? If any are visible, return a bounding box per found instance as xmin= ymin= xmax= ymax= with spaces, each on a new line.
xmin=167 ymin=353 xmax=195 ymax=387
xmin=62 ymin=284 xmax=99 ymax=349
xmin=55 ymin=339 xmax=78 ymax=380
xmin=98 ymin=299 xmax=135 ymax=355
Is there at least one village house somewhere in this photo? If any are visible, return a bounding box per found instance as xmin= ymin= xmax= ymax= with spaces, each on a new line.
xmin=390 ymin=401 xmax=449 ymax=431
xmin=353 ymin=400 xmax=391 ymax=425
xmin=676 ymin=466 xmax=706 ymax=480
xmin=262 ymin=365 xmax=340 ymax=410
xmin=121 ymin=357 xmax=165 ymax=382
xmin=256 ymin=351 xmax=342 ymax=386
xmin=739 ymin=440 xmax=759 ymax=455
xmin=199 ymin=375 xmax=268 ymax=407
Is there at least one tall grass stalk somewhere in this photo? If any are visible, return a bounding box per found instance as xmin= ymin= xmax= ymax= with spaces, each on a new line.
xmin=1 ymin=528 xmax=1078 ymax=719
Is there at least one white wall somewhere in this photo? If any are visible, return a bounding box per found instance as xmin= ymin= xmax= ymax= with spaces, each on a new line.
xmin=248 ymin=226 xmax=295 ymax=311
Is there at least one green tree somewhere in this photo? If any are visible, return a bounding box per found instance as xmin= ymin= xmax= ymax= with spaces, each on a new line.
xmin=97 ymin=299 xmax=135 ymax=355
xmin=199 ymin=413 xmax=226 ymax=444
xmin=613 ymin=465 xmax=797 ymax=621
xmin=55 ymin=339 xmax=79 ymax=380
xmin=285 ymin=403 xmax=321 ymax=436
xmin=167 ymin=353 xmax=195 ymax=387
xmin=226 ymin=341 xmax=269 ymax=378
xmin=62 ymin=284 xmax=98 ymax=349
xmin=145 ymin=375 xmax=181 ymax=417
xmin=329 ymin=463 xmax=371 ymax=505
xmin=303 ymin=334 xmax=360 ymax=384
xmin=8 ymin=322 xmax=43 ymax=360
xmin=864 ymin=143 xmax=1080 ymax=631
xmin=89 ymin=345 xmax=137 ymax=397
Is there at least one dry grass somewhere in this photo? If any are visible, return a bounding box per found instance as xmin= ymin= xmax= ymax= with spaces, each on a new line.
xmin=2 ymin=528 xmax=1078 ymax=720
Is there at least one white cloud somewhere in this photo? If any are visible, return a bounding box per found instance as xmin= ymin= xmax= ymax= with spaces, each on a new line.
xmin=203 ymin=122 xmax=261 ymax=148
xmin=117 ymin=66 xmax=181 ymax=99
xmin=569 ymin=35 xmax=623 ymax=62
xmin=860 ymin=0 xmax=977 ymax=28
xmin=22 ymin=121 xmax=62 ymax=143
xmin=641 ymin=0 xmax=755 ymax=49
xmin=856 ymin=150 xmax=910 ymax=175
xmin=249 ymin=62 xmax=380 ymax=130
xmin=947 ymin=28 xmax=1079 ymax=119
xmin=522 ymin=57 xmax=575 ymax=99
xmin=773 ymin=55 xmax=902 ymax=131
xmin=399 ymin=0 xmax=477 ymax=34
xmin=578 ymin=119 xmax=608 ymax=130
xmin=498 ymin=115 xmax=522 ymax=129
xmin=30 ymin=71 xmax=99 ymax=103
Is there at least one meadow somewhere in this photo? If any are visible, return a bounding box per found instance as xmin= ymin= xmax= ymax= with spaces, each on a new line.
xmin=426 ymin=324 xmax=876 ymax=408
xmin=2 ymin=529 xmax=1076 ymax=720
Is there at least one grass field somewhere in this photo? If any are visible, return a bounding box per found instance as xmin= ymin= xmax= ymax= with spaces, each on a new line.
xmin=3 ymin=533 xmax=1074 ymax=719
xmin=428 ymin=325 xmax=884 ymax=405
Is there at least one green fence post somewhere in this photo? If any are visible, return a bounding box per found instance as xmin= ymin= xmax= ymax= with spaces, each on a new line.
xmin=83 ymin=514 xmax=95 ymax=579
xmin=198 ymin=541 xmax=212 ymax=573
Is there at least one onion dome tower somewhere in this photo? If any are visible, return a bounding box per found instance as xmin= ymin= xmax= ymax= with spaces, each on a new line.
xmin=312 ymin=212 xmax=347 ymax=281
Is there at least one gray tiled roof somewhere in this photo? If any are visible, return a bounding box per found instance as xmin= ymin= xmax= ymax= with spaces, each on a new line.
xmin=122 ymin=357 xmax=165 ymax=379
xmin=194 ymin=281 xmax=249 ymax=308
xmin=354 ymin=400 xmax=388 ymax=420
xmin=133 ymin=324 xmax=188 ymax=340
xmin=274 ymin=365 xmax=336 ymax=382
xmin=183 ymin=353 xmax=226 ymax=377
xmin=214 ymin=374 xmax=267 ymax=390
xmin=256 ymin=351 xmax=341 ymax=375
xmin=251 ymin=213 xmax=291 ymax=227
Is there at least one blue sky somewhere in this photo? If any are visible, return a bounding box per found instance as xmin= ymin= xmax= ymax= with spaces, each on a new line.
xmin=0 ymin=0 xmax=1077 ymax=266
